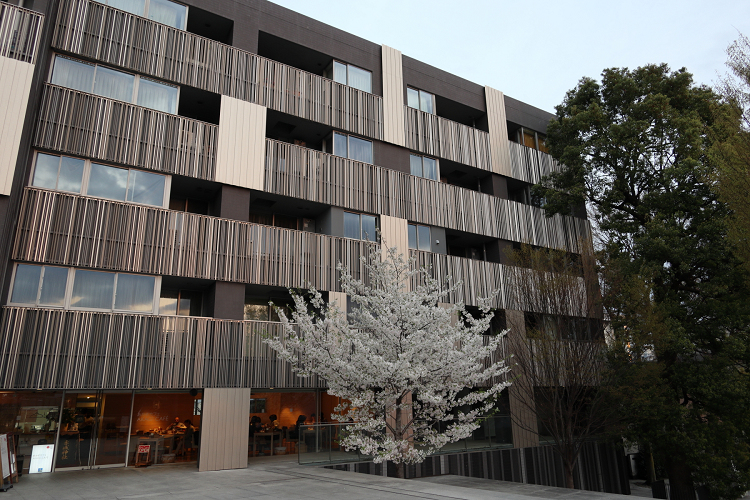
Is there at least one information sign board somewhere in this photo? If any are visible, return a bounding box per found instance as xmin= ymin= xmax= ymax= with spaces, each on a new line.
xmin=29 ymin=444 xmax=54 ymax=474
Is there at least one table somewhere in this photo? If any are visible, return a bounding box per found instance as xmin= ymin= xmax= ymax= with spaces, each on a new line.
xmin=252 ymin=432 xmax=281 ymax=456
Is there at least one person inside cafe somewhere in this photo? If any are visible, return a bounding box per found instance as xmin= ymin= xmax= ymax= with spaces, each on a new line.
xmin=268 ymin=414 xmax=280 ymax=430
xmin=167 ymin=417 xmax=186 ymax=433
xmin=175 ymin=419 xmax=195 ymax=456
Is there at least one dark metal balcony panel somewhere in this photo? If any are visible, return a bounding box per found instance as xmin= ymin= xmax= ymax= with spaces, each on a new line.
xmin=404 ymin=106 xmax=491 ymax=172
xmin=507 ymin=141 xmax=562 ymax=185
xmin=265 ymin=140 xmax=590 ymax=253
xmin=34 ymin=84 xmax=217 ymax=180
xmin=410 ymin=250 xmax=517 ymax=310
xmin=0 ymin=3 xmax=44 ymax=64
xmin=13 ymin=188 xmax=372 ymax=289
xmin=0 ymin=307 xmax=323 ymax=390
xmin=52 ymin=0 xmax=384 ymax=140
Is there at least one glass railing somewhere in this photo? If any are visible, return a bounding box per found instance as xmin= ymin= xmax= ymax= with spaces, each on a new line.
xmin=298 ymin=416 xmax=513 ymax=466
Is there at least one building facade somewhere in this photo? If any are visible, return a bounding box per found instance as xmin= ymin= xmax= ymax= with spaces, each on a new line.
xmin=0 ymin=0 xmax=614 ymax=484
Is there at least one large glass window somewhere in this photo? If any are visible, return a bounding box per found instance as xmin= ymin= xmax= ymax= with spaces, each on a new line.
xmin=102 ymin=0 xmax=188 ymax=30
xmin=10 ymin=265 xmax=69 ymax=307
xmin=71 ymin=270 xmax=116 ymax=309
xmin=408 ymin=224 xmax=431 ymax=251
xmin=51 ymin=56 xmax=179 ymax=114
xmin=332 ymin=61 xmax=372 ymax=93
xmin=31 ymin=153 xmax=168 ymax=208
xmin=160 ymin=289 xmax=203 ymax=316
xmin=332 ymin=132 xmax=373 ymax=164
xmin=344 ymin=212 xmax=377 ymax=242
xmin=407 ymin=87 xmax=435 ymax=114
xmin=409 ymin=154 xmax=439 ymax=181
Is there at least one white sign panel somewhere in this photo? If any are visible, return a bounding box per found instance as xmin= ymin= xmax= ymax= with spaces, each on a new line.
xmin=29 ymin=444 xmax=54 ymax=474
xmin=0 ymin=435 xmax=8 ymax=479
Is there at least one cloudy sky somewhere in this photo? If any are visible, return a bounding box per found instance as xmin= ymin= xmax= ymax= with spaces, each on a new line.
xmin=270 ymin=0 xmax=750 ymax=114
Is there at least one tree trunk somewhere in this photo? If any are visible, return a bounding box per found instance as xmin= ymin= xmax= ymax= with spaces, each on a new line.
xmin=564 ymin=460 xmax=576 ymax=489
xmin=664 ymin=455 xmax=695 ymax=500
xmin=396 ymin=462 xmax=405 ymax=479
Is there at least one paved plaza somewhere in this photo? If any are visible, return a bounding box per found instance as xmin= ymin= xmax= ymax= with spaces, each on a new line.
xmin=4 ymin=455 xmax=654 ymax=500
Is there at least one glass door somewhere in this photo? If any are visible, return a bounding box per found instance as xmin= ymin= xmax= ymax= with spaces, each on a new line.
xmin=92 ymin=392 xmax=132 ymax=466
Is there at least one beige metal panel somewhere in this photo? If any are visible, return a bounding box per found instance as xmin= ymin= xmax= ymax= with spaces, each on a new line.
xmin=381 ymin=45 xmax=405 ymax=147
xmin=328 ymin=291 xmax=347 ymax=315
xmin=379 ymin=214 xmax=408 ymax=261
xmin=216 ymin=96 xmax=266 ymax=190
xmin=0 ymin=56 xmax=34 ymax=196
xmin=199 ymin=388 xmax=251 ymax=471
xmin=485 ymin=86 xmax=512 ymax=177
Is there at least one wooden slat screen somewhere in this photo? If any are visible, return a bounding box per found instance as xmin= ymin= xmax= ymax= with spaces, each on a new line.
xmin=266 ymin=140 xmax=590 ymax=253
xmin=34 ymin=84 xmax=217 ymax=180
xmin=52 ymin=0 xmax=383 ymax=140
xmin=0 ymin=3 xmax=43 ymax=64
xmin=0 ymin=307 xmax=324 ymax=390
xmin=403 ymin=106 xmax=491 ymax=172
xmin=13 ymin=188 xmax=373 ymax=290
xmin=507 ymin=141 xmax=562 ymax=185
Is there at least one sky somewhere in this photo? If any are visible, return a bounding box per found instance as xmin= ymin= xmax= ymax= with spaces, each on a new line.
xmin=268 ymin=0 xmax=750 ymax=114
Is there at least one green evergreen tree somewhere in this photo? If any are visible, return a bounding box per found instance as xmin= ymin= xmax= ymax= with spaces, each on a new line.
xmin=534 ymin=64 xmax=750 ymax=500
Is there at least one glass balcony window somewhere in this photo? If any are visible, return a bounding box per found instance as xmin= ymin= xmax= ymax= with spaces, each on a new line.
xmin=331 ymin=60 xmax=372 ymax=93
xmin=408 ymin=224 xmax=431 ymax=252
xmin=100 ymin=0 xmax=188 ymax=30
xmin=344 ymin=212 xmax=378 ymax=242
xmin=332 ymin=132 xmax=373 ymax=164
xmin=409 ymin=154 xmax=439 ymax=181
xmin=407 ymin=87 xmax=435 ymax=114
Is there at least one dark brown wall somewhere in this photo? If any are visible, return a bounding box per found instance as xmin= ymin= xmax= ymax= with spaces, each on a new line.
xmin=402 ymin=56 xmax=486 ymax=112
xmin=485 ymin=239 xmax=514 ymax=265
xmin=480 ymin=174 xmax=508 ymax=199
xmin=504 ymin=95 xmax=555 ymax=134
xmin=215 ymin=185 xmax=251 ymax=222
xmin=374 ymin=142 xmax=410 ymax=174
xmin=210 ymin=281 xmax=246 ymax=320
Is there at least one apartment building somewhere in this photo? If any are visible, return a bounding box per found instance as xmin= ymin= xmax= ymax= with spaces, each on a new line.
xmin=0 ymin=0 xmax=627 ymax=489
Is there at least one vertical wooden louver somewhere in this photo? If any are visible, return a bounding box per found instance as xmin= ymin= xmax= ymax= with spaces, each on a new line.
xmin=0 ymin=3 xmax=43 ymax=64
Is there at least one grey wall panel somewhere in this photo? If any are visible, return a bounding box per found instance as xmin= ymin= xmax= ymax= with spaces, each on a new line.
xmin=35 ymin=85 xmax=217 ymax=180
xmin=381 ymin=45 xmax=405 ymax=147
xmin=53 ymin=0 xmax=384 ymax=141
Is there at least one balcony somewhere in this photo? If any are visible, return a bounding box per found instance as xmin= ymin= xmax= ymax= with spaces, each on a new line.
xmin=35 ymin=84 xmax=217 ymax=180
xmin=404 ymin=105 xmax=491 ymax=172
xmin=266 ymin=140 xmax=590 ymax=253
xmin=0 ymin=3 xmax=43 ymax=64
xmin=13 ymin=187 xmax=374 ymax=288
xmin=0 ymin=307 xmax=326 ymax=390
xmin=507 ymin=141 xmax=562 ymax=185
xmin=53 ymin=0 xmax=384 ymax=140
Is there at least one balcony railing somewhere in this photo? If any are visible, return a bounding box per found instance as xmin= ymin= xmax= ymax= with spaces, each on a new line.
xmin=0 ymin=3 xmax=43 ymax=64
xmin=53 ymin=0 xmax=384 ymax=140
xmin=266 ymin=140 xmax=590 ymax=254
xmin=13 ymin=187 xmax=374 ymax=288
xmin=35 ymin=84 xmax=217 ymax=180
xmin=297 ymin=416 xmax=513 ymax=466
xmin=404 ymin=106 xmax=491 ymax=172
xmin=0 ymin=307 xmax=325 ymax=390
xmin=508 ymin=141 xmax=562 ymax=185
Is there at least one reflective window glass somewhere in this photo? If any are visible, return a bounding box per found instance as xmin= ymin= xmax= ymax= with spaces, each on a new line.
xmin=136 ymin=77 xmax=178 ymax=114
xmin=409 ymin=155 xmax=423 ymax=177
xmin=51 ymin=56 xmax=95 ymax=94
xmin=333 ymin=61 xmax=347 ymax=85
xmin=244 ymin=304 xmax=268 ymax=321
xmin=361 ymin=215 xmax=377 ymax=242
xmin=408 ymin=224 xmax=417 ymax=250
xmin=11 ymin=265 xmax=41 ymax=304
xmin=71 ymin=270 xmax=115 ymax=309
xmin=39 ymin=267 xmax=69 ymax=306
xmin=347 ymin=65 xmax=371 ymax=93
xmin=105 ymin=0 xmax=146 ymax=16
xmin=159 ymin=289 xmax=179 ymax=315
xmin=93 ymin=65 xmax=134 ymax=102
xmin=57 ymin=156 xmax=85 ymax=193
xmin=88 ymin=163 xmax=128 ymax=201
xmin=407 ymin=88 xmax=420 ymax=109
xmin=344 ymin=212 xmax=360 ymax=239
xmin=419 ymin=90 xmax=434 ymax=114
xmin=417 ymin=225 xmax=431 ymax=251
xmin=333 ymin=132 xmax=348 ymax=158
xmin=148 ymin=0 xmax=188 ymax=29
xmin=127 ymin=169 xmax=166 ymax=206
xmin=114 ymin=274 xmax=155 ymax=311
xmin=347 ymin=136 xmax=373 ymax=164
xmin=422 ymin=157 xmax=438 ymax=180
xmin=32 ymin=154 xmax=60 ymax=190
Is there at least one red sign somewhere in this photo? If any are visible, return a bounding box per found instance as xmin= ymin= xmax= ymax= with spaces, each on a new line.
xmin=137 ymin=445 xmax=150 ymax=454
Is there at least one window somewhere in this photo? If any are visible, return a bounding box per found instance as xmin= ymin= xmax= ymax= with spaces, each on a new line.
xmin=51 ymin=56 xmax=179 ymax=114
xmin=332 ymin=132 xmax=373 ymax=164
xmin=407 ymin=224 xmax=431 ymax=251
xmin=243 ymin=298 xmax=293 ymax=321
xmin=409 ymin=154 xmax=439 ymax=181
xmin=32 ymin=153 xmax=169 ymax=208
xmin=159 ymin=289 xmax=203 ymax=316
xmin=101 ymin=0 xmax=188 ymax=30
xmin=10 ymin=265 xmax=158 ymax=313
xmin=407 ymin=87 xmax=435 ymax=114
xmin=516 ymin=127 xmax=549 ymax=153
xmin=344 ymin=212 xmax=377 ymax=242
xmin=332 ymin=61 xmax=372 ymax=93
